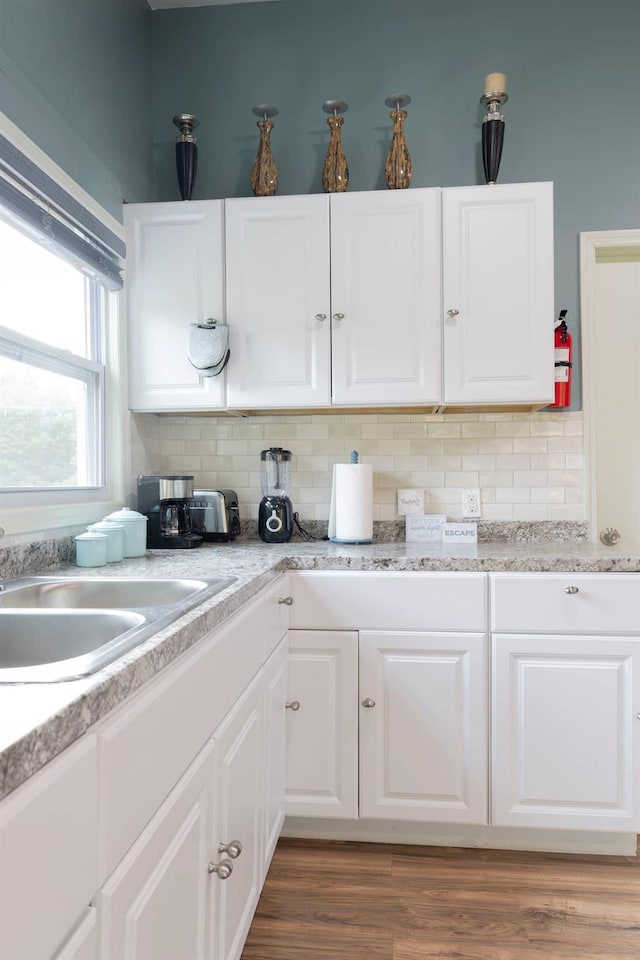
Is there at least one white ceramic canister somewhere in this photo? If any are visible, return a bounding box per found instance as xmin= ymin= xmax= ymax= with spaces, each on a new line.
xmin=103 ymin=507 xmax=148 ymax=557
xmin=75 ymin=531 xmax=108 ymax=568
xmin=87 ymin=520 xmax=125 ymax=563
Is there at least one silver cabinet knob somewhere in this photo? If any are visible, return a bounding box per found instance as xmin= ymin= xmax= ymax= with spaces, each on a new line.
xmin=362 ymin=697 xmax=376 ymax=708
xmin=208 ymin=858 xmax=233 ymax=879
xmin=218 ymin=839 xmax=242 ymax=859
xmin=600 ymin=527 xmax=621 ymax=546
xmin=286 ymin=700 xmax=300 ymax=711
xmin=315 ymin=313 xmax=327 ymax=321
xmin=332 ymin=313 xmax=344 ymax=321
xmin=564 ymin=586 xmax=579 ymax=594
xmin=446 ymin=308 xmax=459 ymax=318
xmin=278 ymin=596 xmax=294 ymax=606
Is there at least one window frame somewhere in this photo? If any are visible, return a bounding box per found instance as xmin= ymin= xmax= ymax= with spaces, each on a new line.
xmin=0 ymin=112 xmax=127 ymax=542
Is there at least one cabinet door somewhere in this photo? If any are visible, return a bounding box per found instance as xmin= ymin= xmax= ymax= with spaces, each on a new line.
xmin=124 ymin=200 xmax=226 ymax=411
xmin=262 ymin=638 xmax=288 ymax=874
xmin=98 ymin=740 xmax=214 ymax=960
xmin=225 ymin=195 xmax=331 ymax=408
xmin=492 ymin=634 xmax=640 ymax=831
xmin=359 ymin=631 xmax=488 ymax=823
xmin=442 ymin=182 xmax=554 ymax=405
xmin=285 ymin=630 xmax=359 ymax=819
xmin=330 ymin=189 xmax=442 ymax=406
xmin=209 ymin=677 xmax=263 ymax=960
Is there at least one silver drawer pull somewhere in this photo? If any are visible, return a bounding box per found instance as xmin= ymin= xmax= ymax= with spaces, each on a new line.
xmin=286 ymin=700 xmax=300 ymax=711
xmin=333 ymin=312 xmax=344 ymax=321
xmin=362 ymin=697 xmax=376 ymax=708
xmin=564 ymin=586 xmax=579 ymax=595
xmin=446 ymin=308 xmax=459 ymax=318
xmin=218 ymin=839 xmax=242 ymax=859
xmin=208 ymin=858 xmax=233 ymax=879
xmin=315 ymin=313 xmax=327 ymax=321
xmin=278 ymin=596 xmax=294 ymax=606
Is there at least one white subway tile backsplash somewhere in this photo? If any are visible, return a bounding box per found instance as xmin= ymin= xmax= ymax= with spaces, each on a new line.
xmin=139 ymin=410 xmax=585 ymax=523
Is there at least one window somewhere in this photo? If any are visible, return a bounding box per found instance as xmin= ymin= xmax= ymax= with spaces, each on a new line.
xmin=0 ymin=215 xmax=105 ymax=490
xmin=0 ymin=114 xmax=126 ymax=538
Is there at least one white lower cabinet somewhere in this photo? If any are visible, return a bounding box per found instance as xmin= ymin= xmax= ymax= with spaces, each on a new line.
xmin=286 ymin=572 xmax=489 ymax=826
xmin=99 ymin=634 xmax=288 ymax=960
xmin=285 ymin=630 xmax=359 ymax=818
xmin=492 ymin=634 xmax=640 ymax=831
xmin=359 ymin=631 xmax=487 ymax=823
xmin=287 ymin=571 xmax=640 ymax=838
xmin=98 ymin=741 xmax=214 ymax=960
xmin=491 ymin=573 xmax=640 ymax=833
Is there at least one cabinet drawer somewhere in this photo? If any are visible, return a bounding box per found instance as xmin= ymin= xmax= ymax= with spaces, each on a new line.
xmin=491 ymin=573 xmax=640 ymax=634
xmin=289 ymin=571 xmax=487 ymax=631
xmin=98 ymin=574 xmax=289 ymax=880
xmin=0 ymin=737 xmax=98 ymax=960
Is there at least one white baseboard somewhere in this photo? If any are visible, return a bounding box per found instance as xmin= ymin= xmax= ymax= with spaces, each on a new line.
xmin=282 ymin=816 xmax=637 ymax=857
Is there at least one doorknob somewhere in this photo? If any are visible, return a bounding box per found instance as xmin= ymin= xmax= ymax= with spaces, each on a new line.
xmin=208 ymin=858 xmax=234 ymax=879
xmin=600 ymin=527 xmax=621 ymax=546
xmin=218 ymin=839 xmax=243 ymax=859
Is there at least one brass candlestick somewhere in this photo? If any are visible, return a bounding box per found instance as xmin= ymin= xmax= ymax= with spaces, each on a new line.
xmin=321 ymin=99 xmax=349 ymax=193
xmin=384 ymin=94 xmax=412 ymax=189
xmin=250 ymin=104 xmax=279 ymax=197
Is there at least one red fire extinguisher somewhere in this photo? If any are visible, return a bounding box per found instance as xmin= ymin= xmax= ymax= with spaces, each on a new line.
xmin=550 ymin=309 xmax=572 ymax=408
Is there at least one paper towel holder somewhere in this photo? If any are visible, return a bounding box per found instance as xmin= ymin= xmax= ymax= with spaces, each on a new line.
xmin=328 ymin=450 xmax=375 ymax=544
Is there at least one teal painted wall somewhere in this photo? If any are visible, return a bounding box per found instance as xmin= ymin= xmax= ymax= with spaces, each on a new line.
xmin=0 ymin=0 xmax=153 ymax=220
xmin=151 ymin=0 xmax=640 ymax=410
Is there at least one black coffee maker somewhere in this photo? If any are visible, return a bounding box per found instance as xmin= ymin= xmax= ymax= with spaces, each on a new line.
xmin=258 ymin=448 xmax=293 ymax=543
xmin=137 ymin=475 xmax=203 ymax=549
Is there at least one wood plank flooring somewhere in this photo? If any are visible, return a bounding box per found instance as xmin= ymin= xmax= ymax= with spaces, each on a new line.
xmin=241 ymin=839 xmax=640 ymax=959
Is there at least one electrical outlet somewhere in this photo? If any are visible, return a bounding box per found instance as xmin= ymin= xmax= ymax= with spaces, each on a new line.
xmin=462 ymin=488 xmax=481 ymax=519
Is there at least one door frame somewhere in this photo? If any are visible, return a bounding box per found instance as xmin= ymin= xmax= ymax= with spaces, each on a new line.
xmin=580 ymin=228 xmax=640 ymax=544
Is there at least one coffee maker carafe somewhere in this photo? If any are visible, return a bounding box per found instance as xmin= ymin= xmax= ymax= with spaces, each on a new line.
xmin=137 ymin=475 xmax=203 ymax=549
xmin=258 ymin=448 xmax=293 ymax=543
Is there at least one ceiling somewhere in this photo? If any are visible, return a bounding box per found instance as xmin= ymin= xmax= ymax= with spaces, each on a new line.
xmin=147 ymin=0 xmax=280 ymax=8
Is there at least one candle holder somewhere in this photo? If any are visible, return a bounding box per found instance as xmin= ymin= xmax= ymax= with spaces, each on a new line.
xmin=384 ymin=94 xmax=412 ymax=189
xmin=250 ymin=104 xmax=279 ymax=197
xmin=172 ymin=114 xmax=199 ymax=201
xmin=322 ymin=100 xmax=349 ymax=193
xmin=480 ymin=75 xmax=508 ymax=184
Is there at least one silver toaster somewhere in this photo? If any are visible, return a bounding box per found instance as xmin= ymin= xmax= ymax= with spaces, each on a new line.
xmin=190 ymin=489 xmax=241 ymax=542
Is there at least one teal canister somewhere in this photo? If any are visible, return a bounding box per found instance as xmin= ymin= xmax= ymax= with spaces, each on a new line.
xmin=103 ymin=507 xmax=147 ymax=557
xmin=87 ymin=520 xmax=125 ymax=562
xmin=74 ymin=531 xmax=108 ymax=568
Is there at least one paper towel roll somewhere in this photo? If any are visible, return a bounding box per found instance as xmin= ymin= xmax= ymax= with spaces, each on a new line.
xmin=329 ymin=462 xmax=374 ymax=542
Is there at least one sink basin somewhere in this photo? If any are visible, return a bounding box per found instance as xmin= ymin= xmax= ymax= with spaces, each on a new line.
xmin=0 ymin=575 xmax=237 ymax=683
xmin=0 ymin=576 xmax=233 ymax=610
xmin=0 ymin=609 xmax=147 ymax=683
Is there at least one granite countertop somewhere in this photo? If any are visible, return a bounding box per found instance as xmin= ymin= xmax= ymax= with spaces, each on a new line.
xmin=1 ymin=536 xmax=639 ymax=801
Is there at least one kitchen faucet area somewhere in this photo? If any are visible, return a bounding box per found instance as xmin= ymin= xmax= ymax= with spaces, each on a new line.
xmin=0 ymin=1 xmax=639 ymax=958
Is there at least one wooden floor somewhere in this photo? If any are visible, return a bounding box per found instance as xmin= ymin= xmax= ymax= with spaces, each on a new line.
xmin=241 ymin=838 xmax=640 ymax=960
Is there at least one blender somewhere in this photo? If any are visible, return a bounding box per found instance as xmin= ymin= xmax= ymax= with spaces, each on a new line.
xmin=258 ymin=448 xmax=293 ymax=543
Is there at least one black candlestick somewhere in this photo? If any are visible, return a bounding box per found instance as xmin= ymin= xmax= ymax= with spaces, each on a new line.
xmin=480 ymin=88 xmax=507 ymax=184
xmin=172 ymin=114 xmax=199 ymax=201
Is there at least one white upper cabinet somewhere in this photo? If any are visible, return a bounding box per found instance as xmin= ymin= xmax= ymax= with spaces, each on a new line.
xmin=442 ymin=181 xmax=554 ymax=406
xmin=124 ymin=183 xmax=554 ymax=412
xmin=330 ymin=189 xmax=441 ymax=406
xmin=225 ymin=195 xmax=331 ymax=408
xmin=225 ymin=190 xmax=441 ymax=408
xmin=124 ymin=200 xmax=226 ymax=412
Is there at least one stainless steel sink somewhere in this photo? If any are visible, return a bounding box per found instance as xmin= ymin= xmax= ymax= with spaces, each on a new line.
xmin=0 ymin=576 xmax=231 ymax=610
xmin=0 ymin=575 xmax=236 ymax=683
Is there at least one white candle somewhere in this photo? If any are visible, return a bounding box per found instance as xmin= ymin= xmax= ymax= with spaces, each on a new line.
xmin=484 ymin=72 xmax=507 ymax=95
